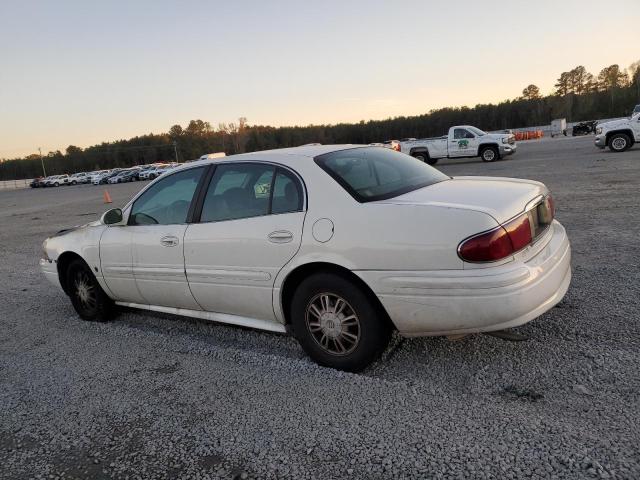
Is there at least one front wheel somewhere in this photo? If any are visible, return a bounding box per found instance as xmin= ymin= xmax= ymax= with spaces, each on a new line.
xmin=66 ymin=259 xmax=115 ymax=321
xmin=480 ymin=146 xmax=499 ymax=162
xmin=609 ymin=133 xmax=631 ymax=153
xmin=290 ymin=273 xmax=392 ymax=372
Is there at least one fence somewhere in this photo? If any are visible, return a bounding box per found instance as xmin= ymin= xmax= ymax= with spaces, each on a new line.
xmin=0 ymin=179 xmax=30 ymax=190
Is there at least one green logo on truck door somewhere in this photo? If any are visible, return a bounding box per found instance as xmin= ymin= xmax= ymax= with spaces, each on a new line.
xmin=457 ymin=139 xmax=469 ymax=149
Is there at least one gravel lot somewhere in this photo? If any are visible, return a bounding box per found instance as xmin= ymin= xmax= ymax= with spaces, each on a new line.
xmin=1 ymin=137 xmax=639 ymax=479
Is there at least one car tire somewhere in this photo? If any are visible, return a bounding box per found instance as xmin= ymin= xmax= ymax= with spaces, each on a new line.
xmin=71 ymin=181 xmax=77 ymax=185
xmin=608 ymin=133 xmax=631 ymax=153
xmin=480 ymin=146 xmax=499 ymax=162
xmin=411 ymin=152 xmax=438 ymax=165
xmin=66 ymin=259 xmax=115 ymax=322
xmin=290 ymin=273 xmax=392 ymax=372
xmin=54 ymin=182 xmax=59 ymax=187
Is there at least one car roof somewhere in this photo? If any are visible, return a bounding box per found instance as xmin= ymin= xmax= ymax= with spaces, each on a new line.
xmin=177 ymin=144 xmax=366 ymax=171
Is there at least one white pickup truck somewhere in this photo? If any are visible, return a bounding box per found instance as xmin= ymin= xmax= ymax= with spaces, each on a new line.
xmin=393 ymin=125 xmax=516 ymax=165
xmin=594 ymin=112 xmax=640 ymax=152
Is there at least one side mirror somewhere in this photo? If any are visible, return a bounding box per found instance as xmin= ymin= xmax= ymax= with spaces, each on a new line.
xmin=101 ymin=208 xmax=124 ymax=225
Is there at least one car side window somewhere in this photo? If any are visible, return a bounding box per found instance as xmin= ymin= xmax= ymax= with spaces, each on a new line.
xmin=129 ymin=167 xmax=204 ymax=225
xmin=200 ymin=163 xmax=276 ymax=222
xmin=271 ymin=169 xmax=303 ymax=214
xmin=454 ymin=129 xmax=474 ymax=139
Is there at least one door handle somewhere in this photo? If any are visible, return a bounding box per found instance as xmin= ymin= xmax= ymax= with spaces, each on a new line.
xmin=160 ymin=235 xmax=179 ymax=247
xmin=268 ymin=230 xmax=293 ymax=243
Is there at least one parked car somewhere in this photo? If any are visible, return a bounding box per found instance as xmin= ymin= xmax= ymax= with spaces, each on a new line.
xmin=108 ymin=169 xmax=139 ymax=184
xmin=572 ymin=120 xmax=598 ymax=136
xmin=395 ymin=126 xmax=516 ymax=165
xmin=30 ymin=177 xmax=45 ymax=188
xmin=632 ymin=104 xmax=640 ymax=116
xmin=138 ymin=166 xmax=167 ymax=180
xmin=90 ymin=170 xmax=110 ymax=184
xmin=594 ymin=112 xmax=640 ymax=152
xmin=69 ymin=172 xmax=90 ymax=185
xmin=92 ymin=170 xmax=122 ymax=185
xmin=43 ymin=174 xmax=71 ymax=187
xmin=41 ymin=145 xmax=571 ymax=372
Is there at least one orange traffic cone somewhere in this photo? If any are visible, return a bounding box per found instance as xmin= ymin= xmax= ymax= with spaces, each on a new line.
xmin=103 ymin=190 xmax=112 ymax=204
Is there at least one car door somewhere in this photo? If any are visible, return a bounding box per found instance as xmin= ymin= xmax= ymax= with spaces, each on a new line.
xmin=122 ymin=165 xmax=206 ymax=309
xmin=184 ymin=162 xmax=305 ymax=322
xmin=449 ymin=128 xmax=478 ymax=157
xmin=100 ymin=226 xmax=145 ymax=303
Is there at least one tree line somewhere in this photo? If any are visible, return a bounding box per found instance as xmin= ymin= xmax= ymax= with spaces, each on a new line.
xmin=1 ymin=61 xmax=638 ymax=181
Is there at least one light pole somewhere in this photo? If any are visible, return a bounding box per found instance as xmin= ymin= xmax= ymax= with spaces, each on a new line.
xmin=173 ymin=141 xmax=178 ymax=163
xmin=39 ymin=147 xmax=46 ymax=177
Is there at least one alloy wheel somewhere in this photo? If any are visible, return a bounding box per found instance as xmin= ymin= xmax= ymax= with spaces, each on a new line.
xmin=73 ymin=269 xmax=97 ymax=313
xmin=305 ymin=293 xmax=361 ymax=356
xmin=611 ymin=137 xmax=627 ymax=151
xmin=483 ymin=149 xmax=496 ymax=161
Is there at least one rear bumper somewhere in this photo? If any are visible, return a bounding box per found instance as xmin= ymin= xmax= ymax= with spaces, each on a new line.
xmin=356 ymin=220 xmax=571 ymax=336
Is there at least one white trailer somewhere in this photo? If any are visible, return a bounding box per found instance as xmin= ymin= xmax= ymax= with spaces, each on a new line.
xmin=550 ymin=119 xmax=567 ymax=137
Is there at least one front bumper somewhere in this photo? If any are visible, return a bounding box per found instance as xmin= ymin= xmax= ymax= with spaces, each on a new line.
xmin=40 ymin=258 xmax=63 ymax=291
xmin=500 ymin=143 xmax=517 ymax=156
xmin=594 ymin=135 xmax=606 ymax=148
xmin=357 ymin=220 xmax=571 ymax=336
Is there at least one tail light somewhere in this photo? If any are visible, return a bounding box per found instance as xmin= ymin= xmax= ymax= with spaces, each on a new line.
xmin=458 ymin=194 xmax=554 ymax=263
xmin=392 ymin=142 xmax=400 ymax=152
xmin=458 ymin=214 xmax=532 ymax=262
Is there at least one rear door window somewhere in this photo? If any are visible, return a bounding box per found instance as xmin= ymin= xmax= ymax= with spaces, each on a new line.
xmin=200 ymin=163 xmax=275 ymax=222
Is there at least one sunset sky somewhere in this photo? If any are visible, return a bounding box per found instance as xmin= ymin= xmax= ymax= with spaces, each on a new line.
xmin=1 ymin=0 xmax=638 ymax=159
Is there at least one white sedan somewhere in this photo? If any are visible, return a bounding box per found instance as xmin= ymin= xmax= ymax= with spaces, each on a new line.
xmin=41 ymin=145 xmax=571 ymax=371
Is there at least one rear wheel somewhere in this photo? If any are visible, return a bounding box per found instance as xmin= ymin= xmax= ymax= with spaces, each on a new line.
xmin=412 ymin=152 xmax=438 ymax=165
xmin=609 ymin=133 xmax=631 ymax=153
xmin=480 ymin=146 xmax=499 ymax=162
xmin=66 ymin=259 xmax=114 ymax=321
xmin=290 ymin=273 xmax=391 ymax=372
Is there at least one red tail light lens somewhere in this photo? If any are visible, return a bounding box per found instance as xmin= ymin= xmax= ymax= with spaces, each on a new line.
xmin=393 ymin=143 xmax=400 ymax=152
xmin=458 ymin=214 xmax=532 ymax=262
xmin=504 ymin=214 xmax=532 ymax=251
xmin=458 ymin=227 xmax=513 ymax=262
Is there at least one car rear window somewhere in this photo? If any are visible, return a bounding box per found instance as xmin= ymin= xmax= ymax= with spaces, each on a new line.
xmin=314 ymin=147 xmax=449 ymax=202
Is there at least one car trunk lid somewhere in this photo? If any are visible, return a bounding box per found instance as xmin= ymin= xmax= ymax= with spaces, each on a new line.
xmin=376 ymin=176 xmax=547 ymax=224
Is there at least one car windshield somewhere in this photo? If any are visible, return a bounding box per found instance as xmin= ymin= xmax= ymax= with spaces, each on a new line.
xmin=467 ymin=126 xmax=487 ymax=136
xmin=315 ymin=147 xmax=449 ymax=202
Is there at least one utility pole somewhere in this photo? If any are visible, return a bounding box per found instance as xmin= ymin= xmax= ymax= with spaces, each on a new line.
xmin=172 ymin=141 xmax=178 ymax=163
xmin=39 ymin=147 xmax=46 ymax=177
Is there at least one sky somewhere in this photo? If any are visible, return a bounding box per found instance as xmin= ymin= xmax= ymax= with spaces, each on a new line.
xmin=0 ymin=0 xmax=638 ymax=159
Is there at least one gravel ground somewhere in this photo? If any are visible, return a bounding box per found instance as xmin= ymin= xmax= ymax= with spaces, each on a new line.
xmin=1 ymin=137 xmax=639 ymax=479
